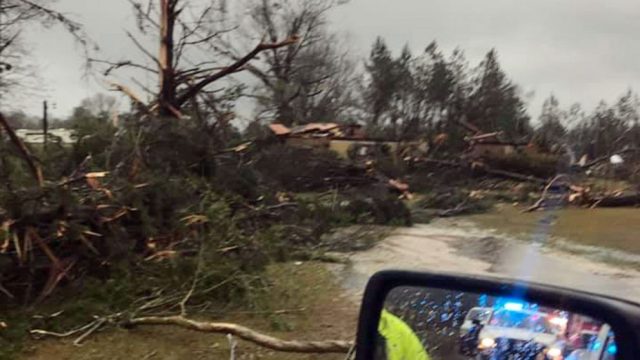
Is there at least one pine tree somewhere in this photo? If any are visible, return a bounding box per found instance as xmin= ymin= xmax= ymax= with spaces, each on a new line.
xmin=364 ymin=37 xmax=401 ymax=127
xmin=534 ymin=95 xmax=567 ymax=152
xmin=468 ymin=49 xmax=530 ymax=138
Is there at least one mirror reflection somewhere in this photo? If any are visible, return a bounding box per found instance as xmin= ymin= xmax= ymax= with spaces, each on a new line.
xmin=377 ymin=286 xmax=617 ymax=360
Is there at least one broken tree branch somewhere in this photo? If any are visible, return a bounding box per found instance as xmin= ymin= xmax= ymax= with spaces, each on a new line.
xmin=581 ymin=148 xmax=640 ymax=169
xmin=0 ymin=112 xmax=44 ymax=187
xmin=421 ymin=158 xmax=547 ymax=184
xmin=524 ymin=175 xmax=569 ymax=212
xmin=471 ymin=162 xmax=547 ymax=185
xmin=30 ymin=313 xmax=120 ymax=345
xmin=456 ymin=117 xmax=482 ymax=135
xmin=90 ymin=58 xmax=158 ymax=76
xmin=108 ymin=82 xmax=150 ymax=113
xmin=478 ymin=165 xmax=547 ymax=184
xmin=126 ymin=315 xmax=353 ymax=353
xmin=126 ymin=31 xmax=161 ymax=67
xmin=591 ymin=193 xmax=640 ymax=208
xmin=175 ymin=36 xmax=299 ymax=107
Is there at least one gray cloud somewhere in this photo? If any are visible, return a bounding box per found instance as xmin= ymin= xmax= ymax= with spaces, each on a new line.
xmin=20 ymin=0 xmax=640 ymax=121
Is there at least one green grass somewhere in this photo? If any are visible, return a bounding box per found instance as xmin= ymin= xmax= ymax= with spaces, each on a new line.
xmin=14 ymin=262 xmax=358 ymax=360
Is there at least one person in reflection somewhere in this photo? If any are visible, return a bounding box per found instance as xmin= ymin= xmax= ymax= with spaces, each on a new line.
xmin=376 ymin=309 xmax=430 ymax=360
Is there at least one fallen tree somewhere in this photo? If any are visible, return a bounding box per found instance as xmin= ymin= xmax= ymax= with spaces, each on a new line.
xmin=590 ymin=193 xmax=640 ymax=208
xmin=124 ymin=315 xmax=353 ymax=353
xmin=580 ymin=148 xmax=640 ymax=169
xmin=473 ymin=162 xmax=547 ymax=184
xmin=525 ymin=173 xmax=640 ymax=211
xmin=420 ymin=158 xmax=547 ymax=184
xmin=524 ymin=175 xmax=571 ymax=212
xmin=29 ymin=313 xmax=353 ymax=353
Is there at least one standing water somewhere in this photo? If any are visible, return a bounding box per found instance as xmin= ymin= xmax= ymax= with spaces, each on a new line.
xmin=335 ymin=206 xmax=640 ymax=303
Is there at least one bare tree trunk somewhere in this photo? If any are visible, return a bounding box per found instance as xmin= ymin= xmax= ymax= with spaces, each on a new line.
xmin=158 ymin=0 xmax=178 ymax=117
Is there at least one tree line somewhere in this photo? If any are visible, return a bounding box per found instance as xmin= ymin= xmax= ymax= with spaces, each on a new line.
xmin=361 ymin=37 xmax=640 ymax=163
xmin=1 ymin=0 xmax=639 ymax=162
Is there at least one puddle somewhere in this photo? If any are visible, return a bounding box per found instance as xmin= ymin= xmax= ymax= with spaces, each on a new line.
xmin=333 ymin=217 xmax=640 ymax=303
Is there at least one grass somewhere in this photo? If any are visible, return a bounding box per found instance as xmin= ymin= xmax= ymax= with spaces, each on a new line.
xmin=469 ymin=205 xmax=640 ymax=255
xmin=13 ymin=262 xmax=358 ymax=360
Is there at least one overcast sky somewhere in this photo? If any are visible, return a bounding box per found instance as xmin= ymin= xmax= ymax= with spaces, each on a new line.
xmin=15 ymin=0 xmax=640 ymax=121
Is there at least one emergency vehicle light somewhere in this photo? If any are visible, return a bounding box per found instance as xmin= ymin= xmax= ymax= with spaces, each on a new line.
xmin=503 ymin=302 xmax=524 ymax=311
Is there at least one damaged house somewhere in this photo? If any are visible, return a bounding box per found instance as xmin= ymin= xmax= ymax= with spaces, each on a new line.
xmin=465 ymin=132 xmax=538 ymax=160
xmin=268 ymin=122 xmax=428 ymax=161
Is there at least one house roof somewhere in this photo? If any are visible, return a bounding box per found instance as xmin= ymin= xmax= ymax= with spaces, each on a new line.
xmin=268 ymin=122 xmax=365 ymax=139
xmin=290 ymin=123 xmax=340 ymax=135
xmin=268 ymin=123 xmax=291 ymax=136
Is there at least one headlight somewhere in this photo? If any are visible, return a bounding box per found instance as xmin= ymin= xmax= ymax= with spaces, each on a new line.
xmin=546 ymin=347 xmax=563 ymax=358
xmin=479 ymin=337 xmax=496 ymax=349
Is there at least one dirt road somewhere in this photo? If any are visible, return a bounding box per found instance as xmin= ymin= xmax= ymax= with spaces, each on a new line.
xmin=334 ymin=217 xmax=640 ymax=303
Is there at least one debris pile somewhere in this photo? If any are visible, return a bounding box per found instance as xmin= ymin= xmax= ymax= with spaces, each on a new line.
xmin=0 ymin=115 xmax=414 ymax=305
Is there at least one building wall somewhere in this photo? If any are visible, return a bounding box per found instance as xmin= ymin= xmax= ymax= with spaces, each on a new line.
xmin=328 ymin=140 xmax=401 ymax=158
xmin=283 ymin=137 xmax=427 ymax=161
xmin=15 ymin=128 xmax=76 ymax=144
xmin=284 ymin=137 xmax=330 ymax=149
xmin=328 ymin=139 xmax=353 ymax=158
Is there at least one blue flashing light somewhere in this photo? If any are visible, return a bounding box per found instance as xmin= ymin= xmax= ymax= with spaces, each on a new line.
xmin=504 ymin=302 xmax=525 ymax=311
xmin=607 ymin=344 xmax=617 ymax=354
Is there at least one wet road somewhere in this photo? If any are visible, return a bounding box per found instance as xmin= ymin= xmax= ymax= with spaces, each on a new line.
xmin=335 ymin=218 xmax=640 ymax=303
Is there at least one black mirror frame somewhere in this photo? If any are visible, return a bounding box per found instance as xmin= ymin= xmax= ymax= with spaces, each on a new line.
xmin=355 ymin=270 xmax=640 ymax=360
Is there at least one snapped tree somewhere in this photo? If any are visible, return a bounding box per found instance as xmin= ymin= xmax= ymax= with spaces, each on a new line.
xmin=95 ymin=0 xmax=299 ymax=119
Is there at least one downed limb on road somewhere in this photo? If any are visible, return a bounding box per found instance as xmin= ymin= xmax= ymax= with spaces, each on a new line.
xmin=125 ymin=315 xmax=353 ymax=353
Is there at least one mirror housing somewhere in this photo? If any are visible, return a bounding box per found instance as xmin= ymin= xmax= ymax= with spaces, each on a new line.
xmin=355 ymin=270 xmax=640 ymax=359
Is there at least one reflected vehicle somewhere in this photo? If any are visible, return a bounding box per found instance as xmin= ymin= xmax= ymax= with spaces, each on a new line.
xmin=461 ymin=307 xmax=493 ymax=336
xmin=477 ymin=306 xmax=565 ymax=359
xmin=460 ymin=307 xmax=493 ymax=356
xmin=377 ymin=285 xmax=614 ymax=360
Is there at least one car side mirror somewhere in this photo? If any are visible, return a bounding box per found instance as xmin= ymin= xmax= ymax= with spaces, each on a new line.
xmin=355 ymin=270 xmax=640 ymax=360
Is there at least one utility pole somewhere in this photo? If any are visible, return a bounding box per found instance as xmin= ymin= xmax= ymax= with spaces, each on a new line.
xmin=43 ymin=100 xmax=48 ymax=149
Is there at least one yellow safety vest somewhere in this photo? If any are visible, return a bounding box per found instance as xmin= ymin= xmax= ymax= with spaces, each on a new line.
xmin=378 ymin=309 xmax=430 ymax=360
